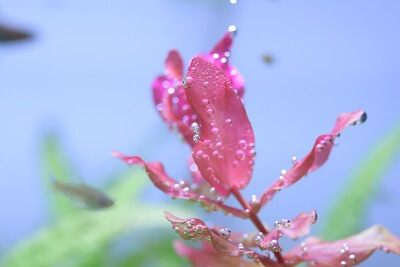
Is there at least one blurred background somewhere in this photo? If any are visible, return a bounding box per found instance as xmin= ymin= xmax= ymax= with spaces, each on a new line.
xmin=1 ymin=0 xmax=399 ymax=266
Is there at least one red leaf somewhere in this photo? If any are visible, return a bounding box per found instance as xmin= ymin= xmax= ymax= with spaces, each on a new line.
xmin=259 ymin=211 xmax=317 ymax=252
xmin=185 ymin=56 xmax=255 ymax=197
xmin=113 ymin=151 xmax=248 ymax=218
xmin=283 ymin=225 xmax=400 ymax=266
xmin=165 ymin=50 xmax=183 ymax=80
xmin=259 ymin=111 xmax=367 ymax=208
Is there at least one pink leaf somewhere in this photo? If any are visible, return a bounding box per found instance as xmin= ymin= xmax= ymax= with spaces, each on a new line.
xmin=283 ymin=225 xmax=400 ymax=266
xmin=259 ymin=211 xmax=318 ymax=253
xmin=167 ymin=213 xmax=276 ymax=266
xmin=259 ymin=111 xmax=367 ymax=208
xmin=113 ymin=151 xmax=248 ymax=218
xmin=202 ymin=32 xmax=245 ymax=98
xmin=165 ymin=50 xmax=183 ymax=80
xmin=174 ymin=241 xmax=273 ymax=267
xmin=185 ymin=56 xmax=255 ymax=197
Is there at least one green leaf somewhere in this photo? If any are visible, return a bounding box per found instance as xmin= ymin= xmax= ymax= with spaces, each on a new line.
xmin=3 ymin=134 xmax=193 ymax=267
xmin=40 ymin=134 xmax=79 ymax=217
xmin=320 ymin=123 xmax=400 ymax=240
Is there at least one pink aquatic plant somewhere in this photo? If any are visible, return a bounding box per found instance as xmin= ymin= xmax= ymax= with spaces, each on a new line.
xmin=114 ymin=31 xmax=400 ymax=266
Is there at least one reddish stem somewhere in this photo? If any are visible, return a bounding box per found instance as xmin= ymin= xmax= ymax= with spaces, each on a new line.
xmin=231 ymin=188 xmax=285 ymax=265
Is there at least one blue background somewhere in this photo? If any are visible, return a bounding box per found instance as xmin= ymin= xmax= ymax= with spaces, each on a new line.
xmin=1 ymin=0 xmax=399 ymax=265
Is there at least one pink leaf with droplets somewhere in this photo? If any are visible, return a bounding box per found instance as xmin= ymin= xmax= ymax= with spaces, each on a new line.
xmin=259 ymin=111 xmax=367 ymax=208
xmin=283 ymin=225 xmax=400 ymax=266
xmin=151 ymin=32 xmax=245 ymax=147
xmin=202 ymin=32 xmax=245 ymax=98
xmin=113 ymin=151 xmax=249 ymax=218
xmin=165 ymin=49 xmax=183 ymax=80
xmin=167 ymin=213 xmax=276 ymax=266
xmin=174 ymin=241 xmax=274 ymax=267
xmin=259 ymin=211 xmax=318 ymax=253
xmin=185 ymin=57 xmax=255 ymax=197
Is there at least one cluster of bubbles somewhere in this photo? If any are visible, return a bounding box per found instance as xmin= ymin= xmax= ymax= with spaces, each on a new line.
xmin=316 ymin=135 xmax=333 ymax=152
xmin=268 ymin=239 xmax=282 ymax=253
xmin=274 ymin=219 xmax=291 ymax=229
xmin=339 ymin=243 xmax=357 ymax=266
xmin=173 ymin=218 xmax=209 ymax=242
xmin=254 ymin=232 xmax=264 ymax=245
xmin=191 ymin=122 xmax=201 ymax=143
xmin=172 ymin=180 xmax=191 ymax=197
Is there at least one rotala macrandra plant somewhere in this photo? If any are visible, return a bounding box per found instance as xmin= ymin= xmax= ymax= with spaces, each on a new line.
xmin=114 ymin=31 xmax=400 ymax=266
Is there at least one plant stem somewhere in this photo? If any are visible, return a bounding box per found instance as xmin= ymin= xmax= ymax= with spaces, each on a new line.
xmin=231 ymin=188 xmax=285 ymax=265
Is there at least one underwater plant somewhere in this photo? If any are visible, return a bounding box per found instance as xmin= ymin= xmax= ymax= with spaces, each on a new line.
xmin=114 ymin=31 xmax=400 ymax=266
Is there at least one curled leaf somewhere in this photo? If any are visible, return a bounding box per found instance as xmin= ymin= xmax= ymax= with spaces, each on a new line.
xmin=283 ymin=225 xmax=400 ymax=266
xmin=259 ymin=211 xmax=317 ymax=252
xmin=113 ymin=151 xmax=248 ymax=218
xmin=259 ymin=111 xmax=367 ymax=208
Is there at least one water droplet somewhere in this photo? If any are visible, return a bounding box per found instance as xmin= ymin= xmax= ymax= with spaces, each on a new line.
xmin=202 ymin=99 xmax=209 ymax=107
xmin=268 ymin=240 xmax=282 ymax=253
xmin=216 ymin=196 xmax=224 ymax=203
xmin=359 ymin=112 xmax=367 ymax=124
xmin=202 ymin=154 xmax=210 ymax=161
xmin=193 ymin=134 xmax=200 ymax=143
xmin=225 ymin=118 xmax=232 ymax=125
xmin=212 ymin=53 xmax=219 ymax=59
xmin=209 ymin=187 xmax=216 ymax=194
xmin=182 ymin=187 xmax=190 ymax=196
xmin=211 ymin=127 xmax=220 ymax=135
xmin=221 ymin=57 xmax=227 ymax=64
xmin=274 ymin=221 xmax=281 ymax=229
xmin=156 ymin=103 xmax=163 ymax=111
xmin=195 ymin=150 xmax=204 ymax=159
xmin=189 ymin=163 xmax=198 ymax=172
xmin=281 ymin=219 xmax=291 ymax=228
xmin=236 ymin=150 xmax=245 ymax=161
xmin=228 ymin=25 xmax=237 ymax=34
xmin=237 ymin=243 xmax=245 ymax=254
xmin=281 ymin=169 xmax=287 ymax=175
xmin=216 ymin=142 xmax=223 ymax=150
xmin=349 ymin=254 xmax=357 ymax=262
xmin=232 ymin=160 xmax=239 ymax=167
xmin=191 ymin=122 xmax=200 ymax=133
xmin=212 ymin=150 xmax=219 ymax=158
xmin=312 ymin=211 xmax=318 ymax=224
xmin=195 ymin=224 xmax=206 ymax=234
xmin=206 ymin=167 xmax=214 ymax=175
xmin=202 ymin=139 xmax=212 ymax=148
xmin=182 ymin=76 xmax=194 ymax=88
xmin=238 ymin=140 xmax=247 ymax=150
xmin=254 ymin=232 xmax=264 ymax=245
xmin=291 ymin=156 xmax=298 ymax=165
xmin=340 ymin=261 xmax=348 ymax=266
xmin=207 ymin=108 xmax=214 ymax=116
xmin=167 ymin=87 xmax=175 ymax=94
xmin=173 ymin=183 xmax=180 ymax=192
xmin=203 ymin=81 xmax=209 ymax=87
xmin=220 ymin=228 xmax=231 ymax=239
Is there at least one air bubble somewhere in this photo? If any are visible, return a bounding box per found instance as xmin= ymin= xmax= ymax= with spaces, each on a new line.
xmin=236 ymin=150 xmax=245 ymax=161
xmin=206 ymin=108 xmax=214 ymax=116
xmin=238 ymin=140 xmax=247 ymax=150
xmin=225 ymin=118 xmax=232 ymax=125
xmin=182 ymin=76 xmax=194 ymax=88
xmin=220 ymin=228 xmax=231 ymax=239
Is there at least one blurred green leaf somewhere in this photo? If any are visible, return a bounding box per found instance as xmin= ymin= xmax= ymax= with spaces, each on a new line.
xmin=3 ymin=135 xmax=191 ymax=267
xmin=41 ymin=134 xmax=79 ymax=217
xmin=320 ymin=123 xmax=400 ymax=240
